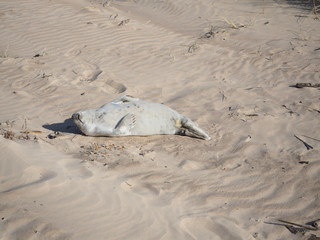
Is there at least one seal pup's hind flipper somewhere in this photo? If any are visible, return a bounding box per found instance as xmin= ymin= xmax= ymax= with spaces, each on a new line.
xmin=180 ymin=117 xmax=211 ymax=140
xmin=114 ymin=113 xmax=136 ymax=135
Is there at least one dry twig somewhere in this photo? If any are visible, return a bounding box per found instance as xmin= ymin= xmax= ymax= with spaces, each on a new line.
xmin=118 ymin=19 xmax=130 ymax=26
xmin=294 ymin=135 xmax=314 ymax=150
xmin=278 ymin=219 xmax=318 ymax=231
xmin=294 ymin=83 xmax=320 ymax=88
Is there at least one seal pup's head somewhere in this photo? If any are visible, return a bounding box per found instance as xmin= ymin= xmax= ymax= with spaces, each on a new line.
xmin=72 ymin=110 xmax=95 ymax=135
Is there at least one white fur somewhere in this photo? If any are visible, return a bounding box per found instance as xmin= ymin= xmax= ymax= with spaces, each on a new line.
xmin=72 ymin=96 xmax=210 ymax=140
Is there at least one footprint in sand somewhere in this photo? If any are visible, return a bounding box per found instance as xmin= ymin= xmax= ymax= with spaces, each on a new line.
xmin=75 ymin=68 xmax=126 ymax=93
xmin=73 ymin=62 xmax=102 ymax=83
xmin=64 ymin=46 xmax=83 ymax=57
xmin=65 ymin=58 xmax=127 ymax=93
xmin=21 ymin=58 xmax=44 ymax=72
xmin=105 ymin=79 xmax=127 ymax=93
xmin=80 ymin=69 xmax=102 ymax=82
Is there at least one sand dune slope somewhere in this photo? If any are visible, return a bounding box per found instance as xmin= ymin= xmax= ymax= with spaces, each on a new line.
xmin=0 ymin=0 xmax=320 ymax=239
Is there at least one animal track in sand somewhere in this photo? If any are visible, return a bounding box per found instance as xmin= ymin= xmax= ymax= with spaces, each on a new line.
xmin=105 ymin=79 xmax=127 ymax=93
xmin=11 ymin=74 xmax=57 ymax=97
xmin=2 ymin=58 xmax=58 ymax=97
xmin=79 ymin=69 xmax=102 ymax=82
xmin=20 ymin=59 xmax=45 ymax=72
xmin=64 ymin=47 xmax=82 ymax=57
xmin=73 ymin=62 xmax=103 ymax=83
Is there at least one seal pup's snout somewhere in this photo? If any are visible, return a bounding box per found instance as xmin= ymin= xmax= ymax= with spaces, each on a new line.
xmin=72 ymin=113 xmax=83 ymax=124
xmin=72 ymin=113 xmax=80 ymax=120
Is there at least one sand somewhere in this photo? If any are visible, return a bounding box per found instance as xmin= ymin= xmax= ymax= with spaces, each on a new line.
xmin=0 ymin=0 xmax=320 ymax=239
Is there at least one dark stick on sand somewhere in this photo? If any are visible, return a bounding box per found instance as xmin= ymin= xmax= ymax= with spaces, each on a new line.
xmin=294 ymin=135 xmax=314 ymax=150
xmin=294 ymin=83 xmax=320 ymax=88
xmin=278 ymin=219 xmax=318 ymax=231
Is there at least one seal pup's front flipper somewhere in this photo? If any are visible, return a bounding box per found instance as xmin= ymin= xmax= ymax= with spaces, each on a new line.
xmin=111 ymin=95 xmax=140 ymax=104
xmin=114 ymin=113 xmax=136 ymax=135
xmin=180 ymin=117 xmax=211 ymax=140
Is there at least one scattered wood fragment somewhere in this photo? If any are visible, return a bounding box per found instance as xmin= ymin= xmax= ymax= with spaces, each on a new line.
xmin=301 ymin=134 xmax=320 ymax=142
xmin=299 ymin=161 xmax=309 ymax=164
xmin=282 ymin=105 xmax=290 ymax=110
xmin=294 ymin=135 xmax=314 ymax=150
xmin=223 ymin=17 xmax=245 ymax=29
xmin=20 ymin=130 xmax=42 ymax=134
xmin=41 ymin=73 xmax=52 ymax=78
xmin=188 ymin=42 xmax=198 ymax=53
xmin=103 ymin=0 xmax=112 ymax=7
xmin=118 ymin=19 xmax=130 ymax=26
xmin=294 ymin=83 xmax=320 ymax=88
xmin=278 ymin=219 xmax=318 ymax=231
xmin=201 ymin=26 xmax=215 ymax=38
xmin=125 ymin=181 xmax=132 ymax=187
xmin=282 ymin=105 xmax=299 ymax=115
xmin=309 ymin=108 xmax=320 ymax=114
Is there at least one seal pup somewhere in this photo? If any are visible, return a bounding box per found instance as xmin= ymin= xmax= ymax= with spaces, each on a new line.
xmin=72 ymin=95 xmax=210 ymax=140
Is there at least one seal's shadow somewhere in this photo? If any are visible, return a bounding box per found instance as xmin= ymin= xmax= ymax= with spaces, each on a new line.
xmin=43 ymin=118 xmax=82 ymax=134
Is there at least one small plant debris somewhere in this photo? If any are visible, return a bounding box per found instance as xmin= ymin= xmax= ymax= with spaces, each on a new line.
xmin=2 ymin=121 xmax=14 ymax=140
xmin=103 ymin=0 xmax=113 ymax=7
xmin=223 ymin=18 xmax=246 ymax=29
xmin=299 ymin=161 xmax=309 ymax=164
xmin=188 ymin=42 xmax=199 ymax=53
xmin=118 ymin=19 xmax=130 ymax=26
xmin=201 ymin=26 xmax=215 ymax=39
xmin=0 ymin=119 xmax=40 ymax=141
xmin=294 ymin=135 xmax=314 ymax=150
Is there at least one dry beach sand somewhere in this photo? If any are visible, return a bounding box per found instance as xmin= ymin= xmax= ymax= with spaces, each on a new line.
xmin=1 ymin=0 xmax=320 ymax=239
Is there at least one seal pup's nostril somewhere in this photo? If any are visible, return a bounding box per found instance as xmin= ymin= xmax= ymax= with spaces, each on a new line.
xmin=72 ymin=113 xmax=80 ymax=120
xmin=72 ymin=113 xmax=84 ymax=124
